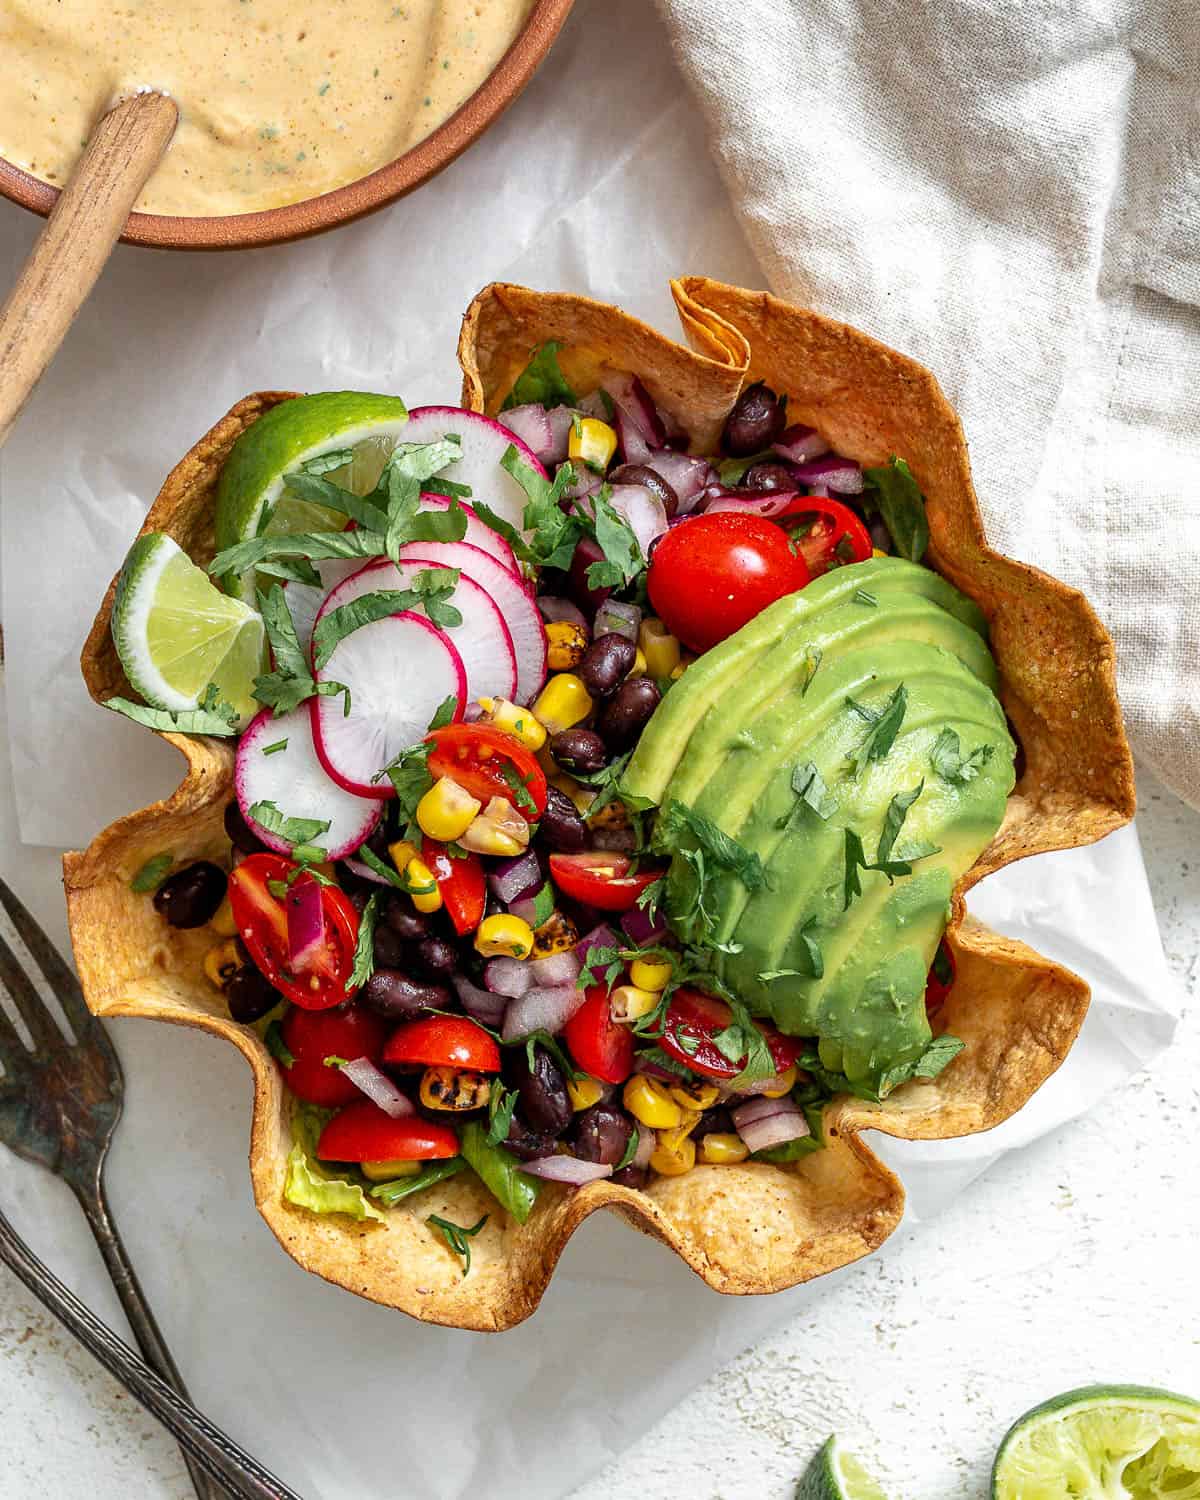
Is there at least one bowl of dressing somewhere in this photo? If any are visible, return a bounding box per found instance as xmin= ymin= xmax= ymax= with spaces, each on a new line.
xmin=0 ymin=0 xmax=573 ymax=250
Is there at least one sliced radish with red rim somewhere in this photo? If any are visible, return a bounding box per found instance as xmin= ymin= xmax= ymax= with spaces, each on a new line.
xmin=404 ymin=406 xmax=547 ymax=539
xmin=415 ymin=495 xmax=520 ymax=574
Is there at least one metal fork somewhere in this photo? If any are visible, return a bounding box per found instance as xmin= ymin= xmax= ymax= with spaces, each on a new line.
xmin=0 ymin=874 xmax=301 ymax=1500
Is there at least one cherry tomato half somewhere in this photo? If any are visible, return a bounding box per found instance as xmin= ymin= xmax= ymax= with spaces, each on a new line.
xmin=426 ymin=723 xmax=548 ymax=819
xmin=648 ymin=512 xmax=811 ymax=653
xmin=773 ymin=496 xmax=873 ymax=577
xmin=658 ymin=987 xmax=802 ymax=1081
xmin=279 ymin=1004 xmax=388 ymax=1107
xmin=382 ymin=1014 xmax=501 ymax=1072
xmin=229 ymin=853 xmax=359 ymax=1010
xmin=925 ymin=939 xmax=956 ymax=1019
xmin=563 ymin=986 xmax=635 ymax=1084
xmin=549 ymin=852 xmax=666 ymax=913
xmin=422 ymin=837 xmax=486 ymax=936
xmin=316 ymin=1099 xmax=460 ymax=1163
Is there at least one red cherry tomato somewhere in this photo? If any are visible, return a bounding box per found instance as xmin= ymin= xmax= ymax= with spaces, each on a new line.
xmin=316 ymin=1099 xmax=460 ymax=1163
xmin=772 ymin=496 xmax=873 ymax=576
xmin=279 ymin=1004 xmax=388 ymax=1107
xmin=658 ymin=987 xmax=802 ymax=1081
xmin=229 ymin=853 xmax=359 ymax=1010
xmin=549 ymin=852 xmax=666 ymax=913
xmin=422 ymin=837 xmax=486 ymax=936
xmin=648 ymin=512 xmax=811 ymax=653
xmin=925 ymin=939 xmax=956 ymax=1019
xmin=563 ymin=986 xmax=635 ymax=1084
xmin=426 ymin=723 xmax=548 ymax=819
xmin=382 ymin=1014 xmax=501 ymax=1072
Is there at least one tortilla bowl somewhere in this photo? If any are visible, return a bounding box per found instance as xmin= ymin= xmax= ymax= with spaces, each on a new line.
xmin=64 ymin=279 xmax=1134 ymax=1330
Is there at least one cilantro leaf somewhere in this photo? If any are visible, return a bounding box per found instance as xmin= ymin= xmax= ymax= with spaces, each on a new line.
xmin=281 ymin=470 xmax=387 ymax=530
xmin=846 ymin=684 xmax=907 ymax=776
xmin=486 ymin=1082 xmax=519 ymax=1146
xmin=875 ymin=780 xmax=924 ymax=866
xmin=349 ymin=894 xmax=379 ymax=989
xmin=614 ymin=1125 xmax=640 ymax=1172
xmin=426 ymin=1211 xmax=488 ymax=1277
xmin=787 ymin=761 xmax=835 ymax=823
xmin=254 ymin=557 xmax=324 ymax=588
xmin=853 ymin=588 xmax=877 ymax=607
xmin=501 ymin=341 xmax=577 ymax=411
xmin=209 ymin=526 xmax=385 ymax=579
xmin=930 ymin=727 xmax=996 ymax=785
xmin=658 ymin=800 xmax=767 ymax=891
xmin=358 ymin=845 xmax=406 ymax=887
xmin=529 ymin=882 xmax=555 ymax=929
xmin=103 ymin=691 xmax=239 ymax=737
xmin=585 ymin=486 xmax=644 ymax=590
xmin=248 ymin=799 xmax=330 ymax=853
xmin=861 ymin=456 xmax=928 ymax=562
xmin=877 ymin=1033 xmax=965 ymax=1097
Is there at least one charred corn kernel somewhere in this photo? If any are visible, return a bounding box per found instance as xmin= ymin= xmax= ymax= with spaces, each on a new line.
xmin=476 ymin=697 xmax=547 ymax=751
xmin=762 ymin=1064 xmax=798 ymax=1099
xmin=416 ymin=776 xmax=481 ymax=842
xmin=206 ymin=894 xmax=236 ymax=937
xmin=629 ymin=956 xmax=672 ymax=992
xmin=610 ymin=984 xmax=659 ymax=1024
xmin=361 ymin=1158 xmax=422 ymax=1182
xmin=475 ymin=912 xmax=534 ymax=960
xmin=627 ymin=647 xmax=647 ymax=679
xmin=587 ymin=797 xmax=629 ymax=832
xmin=404 ymin=856 xmax=443 ymax=913
xmin=699 ymin=1132 xmax=749 ymax=1165
xmin=657 ymin=1111 xmax=701 ymax=1155
xmin=531 ymin=909 xmax=578 ymax=959
xmin=569 ymin=416 xmax=618 ymax=471
xmin=388 ymin=838 xmax=418 ymax=873
xmin=669 ymin=1079 xmax=720 ymax=1112
xmin=420 ymin=1065 xmax=491 ymax=1111
xmin=650 ymin=1134 xmax=696 ymax=1176
xmin=531 ymin=673 xmax=593 ymax=735
xmin=545 ymin=620 xmax=589 ymax=671
xmin=203 ymin=939 xmax=241 ymax=990
xmin=548 ymin=769 xmax=596 ymax=814
xmin=639 ymin=618 xmax=681 ymax=678
xmin=568 ymin=1075 xmax=605 ymax=1111
xmin=623 ymin=1075 xmax=683 ymax=1130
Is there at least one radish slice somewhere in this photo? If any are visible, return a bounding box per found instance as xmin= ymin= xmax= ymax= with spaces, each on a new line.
xmin=316 ymin=557 xmax=517 ymax=705
xmin=416 ymin=495 xmax=520 ymax=574
xmin=283 ymin=560 xmax=362 ymax=653
xmin=312 ymin=611 xmax=466 ymax=797
xmin=396 ymin=539 xmax=546 ymax=704
xmin=404 ymin=406 xmax=547 ymax=537
xmin=235 ymin=706 xmax=381 ymax=859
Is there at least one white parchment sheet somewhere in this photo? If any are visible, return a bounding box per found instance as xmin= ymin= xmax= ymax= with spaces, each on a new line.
xmin=0 ymin=3 xmax=1178 ymax=1496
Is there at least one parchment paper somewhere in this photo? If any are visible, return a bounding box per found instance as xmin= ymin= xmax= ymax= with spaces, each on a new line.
xmin=0 ymin=3 xmax=1178 ymax=1496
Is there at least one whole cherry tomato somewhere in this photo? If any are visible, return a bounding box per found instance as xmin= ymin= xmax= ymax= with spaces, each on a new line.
xmin=229 ymin=853 xmax=359 ymax=1010
xmin=279 ymin=1004 xmax=388 ymax=1107
xmin=563 ymin=986 xmax=635 ymax=1084
xmin=422 ymin=837 xmax=486 ymax=936
xmin=647 ymin=512 xmax=811 ymax=653
xmin=549 ymin=853 xmax=666 ymax=913
xmin=316 ymin=1099 xmax=460 ymax=1163
xmin=382 ymin=1014 xmax=501 ymax=1072
xmin=658 ymin=987 xmax=802 ymax=1081
xmin=426 ymin=723 xmax=548 ymax=818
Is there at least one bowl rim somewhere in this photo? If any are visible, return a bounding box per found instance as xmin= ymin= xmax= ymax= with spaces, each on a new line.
xmin=0 ymin=0 xmax=574 ymax=252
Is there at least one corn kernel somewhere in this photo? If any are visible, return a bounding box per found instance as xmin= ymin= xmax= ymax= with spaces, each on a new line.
xmin=475 ymin=912 xmax=535 ymax=960
xmin=610 ymin=984 xmax=659 ymax=1024
xmin=761 ymin=1064 xmax=798 ymax=1099
xmin=531 ymin=673 xmax=594 ymax=735
xmin=420 ymin=1065 xmax=491 ymax=1111
xmin=669 ymin=657 xmax=691 ymax=681
xmin=531 ymin=909 xmax=578 ymax=958
xmin=568 ymin=1076 xmax=605 ymax=1111
xmin=668 ymin=1079 xmax=720 ymax=1112
xmin=872 ymin=547 xmax=888 ymax=558
xmin=628 ymin=647 xmax=647 ymax=678
xmin=404 ymin=856 xmax=443 ymax=914
xmin=547 ymin=770 xmax=596 ymax=814
xmin=388 ymin=838 xmax=418 ymax=873
xmin=416 ymin=776 xmax=482 ymax=842
xmin=476 ymin=697 xmax=547 ymax=751
xmin=209 ymin=895 xmax=238 ymax=937
xmin=656 ymin=1111 xmax=701 ymax=1156
xmin=203 ymin=938 xmax=241 ymax=990
xmin=639 ymin=618 xmax=681 ymax=678
xmin=568 ymin=416 xmax=618 ymax=471
xmin=650 ymin=1135 xmax=696 ymax=1176
xmin=360 ymin=1158 xmax=422 ymax=1182
xmin=623 ymin=1074 xmax=683 ymax=1130
xmin=545 ymin=620 xmax=589 ymax=671
xmin=699 ymin=1132 xmax=749 ymax=1165
xmin=629 ymin=956 xmax=672 ymax=992
xmin=460 ymin=797 xmax=530 ymax=857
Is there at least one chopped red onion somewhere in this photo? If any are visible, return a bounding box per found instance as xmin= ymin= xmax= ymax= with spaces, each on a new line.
xmin=578 ymin=389 xmax=612 ymax=422
xmin=502 ymin=984 xmax=586 ymax=1042
xmin=339 ymin=1058 xmax=415 ymax=1118
xmin=528 ymin=947 xmax=582 ymax=988
xmin=522 ymin=1155 xmax=613 ymax=1184
xmin=621 ymin=904 xmax=669 ymax=947
xmin=643 ymin=451 xmax=715 ymax=513
xmin=286 ymin=879 xmax=325 ymax=973
xmin=483 ymin=955 xmax=533 ymax=999
xmin=508 ymin=894 xmax=540 ymax=926
xmin=633 ymin=1053 xmax=676 ymax=1081
xmin=704 ymin=490 xmax=802 ymax=521
xmin=544 ymin=406 xmax=577 ymax=465
xmin=593 ymin=598 xmax=642 ymax=641
xmin=608 ymin=483 xmax=669 ymax=559
xmin=576 ymin=924 xmax=619 ymax=962
xmin=632 ymin=1125 xmax=656 ymax=1168
xmin=734 ymin=1069 xmax=798 ymax=1099
xmin=773 ymin=424 xmax=831 ymax=464
xmin=732 ymin=1095 xmax=810 ymax=1154
xmin=453 ymin=974 xmax=507 ymax=1027
xmin=605 ymin=373 xmax=666 ymax=464
xmin=499 ymin=403 xmax=553 ymax=461
xmin=807 ymin=483 xmax=833 ymax=498
xmin=487 ymin=849 xmax=542 ymax=906
xmin=536 ymin=596 xmax=589 ymax=631
xmin=790 ymin=455 xmax=864 ymax=495
xmin=342 ymin=854 xmax=395 ymax=886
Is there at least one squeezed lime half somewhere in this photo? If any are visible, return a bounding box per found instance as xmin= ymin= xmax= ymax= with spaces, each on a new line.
xmin=796 ymin=1436 xmax=889 ymax=1500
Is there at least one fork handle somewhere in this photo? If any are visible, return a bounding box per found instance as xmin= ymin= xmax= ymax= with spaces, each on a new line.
xmin=0 ymin=1205 xmax=302 ymax=1500
xmin=78 ymin=1185 xmax=223 ymax=1500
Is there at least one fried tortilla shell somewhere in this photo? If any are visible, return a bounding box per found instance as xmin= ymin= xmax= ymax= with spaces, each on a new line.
xmin=65 ymin=281 xmax=1132 ymax=1330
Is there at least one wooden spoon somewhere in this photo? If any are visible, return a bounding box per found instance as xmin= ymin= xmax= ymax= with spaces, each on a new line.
xmin=0 ymin=91 xmax=177 ymax=446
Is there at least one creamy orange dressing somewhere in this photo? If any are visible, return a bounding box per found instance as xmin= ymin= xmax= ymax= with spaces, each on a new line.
xmin=0 ymin=0 xmax=534 ymax=216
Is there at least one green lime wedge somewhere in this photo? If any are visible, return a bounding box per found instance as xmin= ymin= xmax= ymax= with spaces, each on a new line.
xmin=797 ymin=1436 xmax=889 ymax=1500
xmin=992 ymin=1384 xmax=1200 ymax=1499
xmin=214 ymin=391 xmax=409 ymax=601
xmin=112 ymin=532 xmax=265 ymax=728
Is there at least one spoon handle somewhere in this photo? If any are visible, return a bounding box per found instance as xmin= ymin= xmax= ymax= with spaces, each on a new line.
xmin=0 ymin=90 xmax=177 ymax=447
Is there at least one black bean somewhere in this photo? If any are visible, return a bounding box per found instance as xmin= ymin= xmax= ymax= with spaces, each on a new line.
xmin=609 ymin=463 xmax=680 ymax=518
xmin=504 ymin=1116 xmax=558 ymax=1162
xmin=382 ymin=901 xmax=429 ymax=942
xmin=225 ymin=964 xmax=279 ymax=1023
xmin=224 ymin=802 xmax=266 ymax=856
xmin=550 ymin=727 xmax=607 ymax=776
xmin=695 ymin=1106 xmax=734 ymax=1138
xmin=518 ymin=1046 xmax=572 ymax=1136
xmin=537 ymin=786 xmax=585 ymax=853
xmin=868 ymin=517 xmax=892 ymax=555
xmin=567 ymin=536 xmax=611 ymax=614
xmin=153 ymin=861 xmax=226 ymax=929
xmin=361 ymin=970 xmax=449 ymax=1019
xmin=611 ymin=1164 xmax=648 ymax=1189
xmin=572 ymin=1104 xmax=634 ymax=1166
xmin=721 ymin=381 xmax=786 ymax=456
xmin=577 ymin=633 xmax=637 ymax=699
xmin=598 ymin=676 xmax=661 ymax=752
xmin=742 ymin=461 xmax=796 ymax=494
xmin=411 ymin=936 xmax=457 ymax=981
xmin=372 ymin=922 xmax=408 ymax=969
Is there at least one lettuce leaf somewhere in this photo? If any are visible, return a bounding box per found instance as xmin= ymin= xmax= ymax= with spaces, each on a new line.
xmin=283 ymin=1106 xmax=385 ymax=1224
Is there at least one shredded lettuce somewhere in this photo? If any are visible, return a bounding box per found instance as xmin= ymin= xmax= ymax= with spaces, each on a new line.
xmin=283 ymin=1107 xmax=385 ymax=1224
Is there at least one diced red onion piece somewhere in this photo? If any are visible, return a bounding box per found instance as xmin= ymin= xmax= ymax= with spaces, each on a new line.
xmin=704 ymin=490 xmax=803 ymax=521
xmin=544 ymin=406 xmax=577 ymax=466
xmin=621 ymin=904 xmax=669 ymax=947
xmin=286 ymin=879 xmax=325 ymax=973
xmin=487 ymin=849 xmax=542 ymax=906
xmin=342 ymin=855 xmax=395 ymax=887
xmin=502 ymin=984 xmax=586 ymax=1042
xmin=790 ymin=455 xmax=864 ymax=495
xmin=499 ymin=403 xmax=553 ymax=462
xmin=633 ymin=1053 xmax=676 ymax=1081
xmin=605 ymin=373 xmax=666 ymax=464
xmin=643 ymin=451 xmax=715 ymax=513
xmin=522 ymin=1155 xmax=613 ymax=1184
xmin=732 ymin=1095 xmax=810 ymax=1154
xmin=509 ymin=894 xmax=539 ymax=926
xmin=528 ymin=947 xmax=581 ymax=988
xmin=339 ymin=1058 xmax=415 ymax=1118
xmin=576 ymin=924 xmax=619 ymax=962
xmin=774 ymin=424 xmax=831 ymax=465
xmin=558 ymin=460 xmax=603 ymax=501
xmin=807 ymin=483 xmax=832 ymax=498
xmin=735 ymin=1069 xmax=798 ymax=1099
xmin=483 ymin=955 xmax=533 ymax=999
xmin=608 ymin=484 xmax=669 ymax=560
xmin=536 ymin=596 xmax=589 ymax=631
xmin=577 ymin=389 xmax=611 ymax=422
xmin=632 ymin=1124 xmax=656 ymax=1167
xmin=593 ymin=598 xmax=642 ymax=641
xmin=453 ymin=974 xmax=507 ymax=1027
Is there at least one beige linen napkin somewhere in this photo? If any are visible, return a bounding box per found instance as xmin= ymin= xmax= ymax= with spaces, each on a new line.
xmin=654 ymin=0 xmax=1200 ymax=809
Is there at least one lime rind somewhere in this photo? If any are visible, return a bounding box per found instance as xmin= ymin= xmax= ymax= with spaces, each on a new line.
xmin=797 ymin=1436 xmax=889 ymax=1500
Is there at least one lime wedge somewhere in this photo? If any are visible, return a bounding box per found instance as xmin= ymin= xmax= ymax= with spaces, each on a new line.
xmin=214 ymin=391 xmax=409 ymax=601
xmin=112 ymin=532 xmax=265 ymax=727
xmin=797 ymin=1437 xmax=889 ymax=1500
xmin=992 ymin=1385 xmax=1200 ymax=1499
